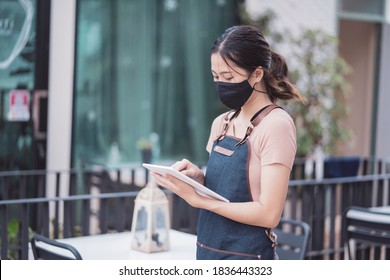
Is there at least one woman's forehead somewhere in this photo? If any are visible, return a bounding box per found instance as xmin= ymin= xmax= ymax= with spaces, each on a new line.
xmin=211 ymin=53 xmax=240 ymax=73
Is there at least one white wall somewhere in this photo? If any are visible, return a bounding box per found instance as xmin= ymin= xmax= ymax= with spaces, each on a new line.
xmin=375 ymin=23 xmax=390 ymax=159
xmin=245 ymin=0 xmax=338 ymax=58
xmin=46 ymin=0 xmax=76 ymax=197
xmin=386 ymin=0 xmax=390 ymax=23
xmin=246 ymin=0 xmax=338 ymax=35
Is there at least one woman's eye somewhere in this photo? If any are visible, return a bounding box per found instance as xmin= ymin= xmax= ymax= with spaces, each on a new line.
xmin=225 ymin=77 xmax=234 ymax=81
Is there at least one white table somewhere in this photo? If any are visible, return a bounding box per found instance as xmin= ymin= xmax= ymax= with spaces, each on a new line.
xmin=29 ymin=230 xmax=197 ymax=260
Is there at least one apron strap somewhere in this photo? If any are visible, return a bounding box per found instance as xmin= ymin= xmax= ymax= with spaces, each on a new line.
xmin=251 ymin=104 xmax=281 ymax=126
xmin=235 ymin=104 xmax=281 ymax=146
xmin=216 ymin=109 xmax=241 ymax=141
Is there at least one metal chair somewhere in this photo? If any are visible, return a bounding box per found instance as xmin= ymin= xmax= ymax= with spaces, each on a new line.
xmin=31 ymin=233 xmax=83 ymax=260
xmin=274 ymin=218 xmax=311 ymax=260
xmin=344 ymin=206 xmax=390 ymax=260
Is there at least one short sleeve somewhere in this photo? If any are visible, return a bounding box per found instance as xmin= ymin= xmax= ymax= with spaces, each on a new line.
xmin=206 ymin=114 xmax=225 ymax=153
xmin=258 ymin=111 xmax=297 ymax=169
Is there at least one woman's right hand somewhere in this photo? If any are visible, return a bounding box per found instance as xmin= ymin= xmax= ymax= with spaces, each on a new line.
xmin=171 ymin=159 xmax=205 ymax=185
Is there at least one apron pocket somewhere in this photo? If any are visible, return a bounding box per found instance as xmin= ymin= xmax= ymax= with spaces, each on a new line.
xmin=197 ymin=241 xmax=261 ymax=260
xmin=213 ymin=145 xmax=235 ymax=156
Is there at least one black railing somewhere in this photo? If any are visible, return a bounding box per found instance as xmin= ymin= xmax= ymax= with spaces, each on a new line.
xmin=0 ymin=167 xmax=147 ymax=259
xmin=291 ymin=156 xmax=390 ymax=180
xmin=1 ymin=157 xmax=390 ymax=260
xmin=286 ymin=174 xmax=390 ymax=259
xmin=0 ymin=191 xmax=142 ymax=259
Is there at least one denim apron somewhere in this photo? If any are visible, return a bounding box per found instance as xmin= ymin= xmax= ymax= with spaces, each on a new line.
xmin=196 ymin=104 xmax=279 ymax=260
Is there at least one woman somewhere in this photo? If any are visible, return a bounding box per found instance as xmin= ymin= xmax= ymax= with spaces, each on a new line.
xmin=152 ymin=25 xmax=303 ymax=260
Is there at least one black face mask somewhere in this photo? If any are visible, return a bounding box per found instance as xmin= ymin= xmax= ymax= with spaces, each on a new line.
xmin=214 ymin=79 xmax=254 ymax=110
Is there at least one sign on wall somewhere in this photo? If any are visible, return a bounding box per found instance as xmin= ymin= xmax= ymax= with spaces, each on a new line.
xmin=8 ymin=89 xmax=30 ymax=121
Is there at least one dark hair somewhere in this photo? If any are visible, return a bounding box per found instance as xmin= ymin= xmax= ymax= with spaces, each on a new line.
xmin=211 ymin=25 xmax=303 ymax=103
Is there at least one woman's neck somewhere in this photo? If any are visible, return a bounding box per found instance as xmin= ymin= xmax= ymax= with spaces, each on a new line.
xmin=240 ymin=92 xmax=273 ymax=120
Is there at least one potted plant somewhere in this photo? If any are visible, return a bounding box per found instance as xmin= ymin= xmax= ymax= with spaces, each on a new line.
xmin=285 ymin=29 xmax=352 ymax=158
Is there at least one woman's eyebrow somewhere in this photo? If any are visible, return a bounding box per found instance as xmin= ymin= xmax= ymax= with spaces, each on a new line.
xmin=211 ymin=69 xmax=232 ymax=75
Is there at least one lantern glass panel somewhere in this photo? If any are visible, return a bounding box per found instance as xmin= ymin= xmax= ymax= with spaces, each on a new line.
xmin=134 ymin=206 xmax=147 ymax=246
xmin=152 ymin=206 xmax=167 ymax=247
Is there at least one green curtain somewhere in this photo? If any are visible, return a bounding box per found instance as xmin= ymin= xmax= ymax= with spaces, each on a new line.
xmin=74 ymin=0 xmax=112 ymax=164
xmin=73 ymin=0 xmax=237 ymax=166
xmin=153 ymin=0 xmax=238 ymax=163
xmin=115 ymin=0 xmax=158 ymax=161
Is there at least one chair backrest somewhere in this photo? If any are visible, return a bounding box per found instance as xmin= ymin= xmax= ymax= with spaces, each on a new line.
xmin=344 ymin=206 xmax=390 ymax=260
xmin=273 ymin=218 xmax=311 ymax=260
xmin=31 ymin=234 xmax=82 ymax=260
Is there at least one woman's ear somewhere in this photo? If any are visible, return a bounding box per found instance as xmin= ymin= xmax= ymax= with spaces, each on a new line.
xmin=253 ymin=67 xmax=264 ymax=83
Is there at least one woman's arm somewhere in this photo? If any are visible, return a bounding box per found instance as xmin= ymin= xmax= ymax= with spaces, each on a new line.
xmin=152 ymin=162 xmax=290 ymax=228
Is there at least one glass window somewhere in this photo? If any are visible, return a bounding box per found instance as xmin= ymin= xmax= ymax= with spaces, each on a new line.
xmin=0 ymin=0 xmax=37 ymax=170
xmin=73 ymin=0 xmax=237 ymax=167
xmin=339 ymin=0 xmax=386 ymax=18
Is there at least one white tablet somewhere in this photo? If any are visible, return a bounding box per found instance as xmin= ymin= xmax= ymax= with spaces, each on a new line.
xmin=142 ymin=163 xmax=229 ymax=202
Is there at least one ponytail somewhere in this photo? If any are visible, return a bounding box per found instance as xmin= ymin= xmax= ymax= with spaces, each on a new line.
xmin=264 ymin=51 xmax=304 ymax=103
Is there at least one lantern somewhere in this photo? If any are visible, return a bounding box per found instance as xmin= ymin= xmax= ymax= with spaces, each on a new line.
xmin=131 ymin=179 xmax=170 ymax=253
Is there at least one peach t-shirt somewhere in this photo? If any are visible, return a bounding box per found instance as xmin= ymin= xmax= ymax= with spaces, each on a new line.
xmin=206 ymin=107 xmax=296 ymax=201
